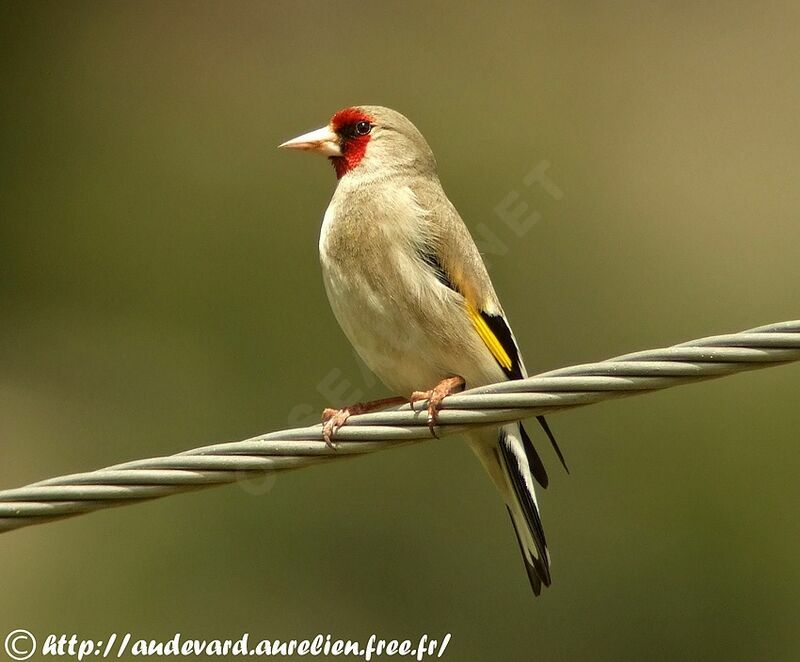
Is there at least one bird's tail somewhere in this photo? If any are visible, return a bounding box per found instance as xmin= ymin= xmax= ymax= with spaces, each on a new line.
xmin=468 ymin=422 xmax=551 ymax=595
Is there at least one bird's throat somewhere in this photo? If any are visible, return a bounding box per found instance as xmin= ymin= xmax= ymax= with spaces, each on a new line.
xmin=330 ymin=137 xmax=370 ymax=179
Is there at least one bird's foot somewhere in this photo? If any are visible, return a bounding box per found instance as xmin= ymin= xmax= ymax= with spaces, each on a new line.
xmin=321 ymin=407 xmax=350 ymax=448
xmin=321 ymin=396 xmax=408 ymax=448
xmin=410 ymin=375 xmax=466 ymax=437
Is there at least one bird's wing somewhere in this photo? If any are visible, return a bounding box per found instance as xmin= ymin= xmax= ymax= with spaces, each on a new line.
xmin=415 ymin=186 xmax=568 ymax=474
xmin=414 ymin=190 xmax=527 ymax=380
xmin=417 ymin=241 xmax=524 ymax=379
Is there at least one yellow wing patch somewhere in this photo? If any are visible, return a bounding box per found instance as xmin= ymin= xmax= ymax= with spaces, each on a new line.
xmin=466 ymin=301 xmax=513 ymax=371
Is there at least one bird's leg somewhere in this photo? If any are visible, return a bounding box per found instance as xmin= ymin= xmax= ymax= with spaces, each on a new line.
xmin=322 ymin=396 xmax=408 ymax=448
xmin=410 ymin=375 xmax=466 ymax=437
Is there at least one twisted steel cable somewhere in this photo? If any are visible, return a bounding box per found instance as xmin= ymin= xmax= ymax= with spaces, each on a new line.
xmin=1 ymin=319 xmax=798 ymax=534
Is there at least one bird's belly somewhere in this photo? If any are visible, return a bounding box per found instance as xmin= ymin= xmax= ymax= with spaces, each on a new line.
xmin=321 ymin=259 xmax=445 ymax=394
xmin=321 ymin=255 xmax=504 ymax=396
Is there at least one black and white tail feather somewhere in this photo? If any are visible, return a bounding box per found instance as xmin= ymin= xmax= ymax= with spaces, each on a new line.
xmin=469 ymin=420 xmax=556 ymax=596
xmin=498 ymin=422 xmax=551 ymax=595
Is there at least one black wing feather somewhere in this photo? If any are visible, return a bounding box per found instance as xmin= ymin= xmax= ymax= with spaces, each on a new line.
xmin=479 ymin=311 xmax=524 ymax=381
xmin=417 ymin=246 xmax=459 ymax=292
xmin=482 ymin=312 xmax=568 ymax=475
xmin=519 ymin=422 xmax=549 ymax=489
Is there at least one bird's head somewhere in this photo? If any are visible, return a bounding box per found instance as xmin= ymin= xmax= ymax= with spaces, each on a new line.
xmin=279 ymin=105 xmax=436 ymax=180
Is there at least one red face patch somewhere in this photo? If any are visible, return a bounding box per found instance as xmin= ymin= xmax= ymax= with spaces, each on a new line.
xmin=329 ymin=107 xmax=374 ymax=179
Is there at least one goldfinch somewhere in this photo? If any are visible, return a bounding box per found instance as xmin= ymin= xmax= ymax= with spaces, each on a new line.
xmin=280 ymin=106 xmax=566 ymax=596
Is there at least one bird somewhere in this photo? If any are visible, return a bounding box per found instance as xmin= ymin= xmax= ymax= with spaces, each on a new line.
xmin=279 ymin=105 xmax=567 ymax=596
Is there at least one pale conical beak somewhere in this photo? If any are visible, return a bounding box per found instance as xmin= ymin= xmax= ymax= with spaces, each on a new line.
xmin=278 ymin=126 xmax=342 ymax=157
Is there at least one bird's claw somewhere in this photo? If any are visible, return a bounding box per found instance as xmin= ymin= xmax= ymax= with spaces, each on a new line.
xmin=410 ymin=376 xmax=466 ymax=438
xmin=320 ymin=396 xmax=409 ymax=448
xmin=321 ymin=407 xmax=350 ymax=449
xmin=410 ymin=389 xmax=439 ymax=436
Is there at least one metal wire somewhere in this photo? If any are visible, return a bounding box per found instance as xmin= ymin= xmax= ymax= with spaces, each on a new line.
xmin=1 ymin=320 xmax=798 ymax=533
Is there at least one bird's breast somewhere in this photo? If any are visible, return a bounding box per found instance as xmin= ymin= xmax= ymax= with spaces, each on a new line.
xmin=317 ymin=190 xmax=505 ymax=395
xmin=319 ymin=196 xmax=422 ymax=391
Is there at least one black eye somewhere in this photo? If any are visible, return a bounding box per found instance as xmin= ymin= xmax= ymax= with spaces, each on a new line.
xmin=354 ymin=120 xmax=372 ymax=136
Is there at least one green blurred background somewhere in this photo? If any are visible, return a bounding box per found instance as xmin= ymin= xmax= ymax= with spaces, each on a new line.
xmin=2 ymin=2 xmax=799 ymax=660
